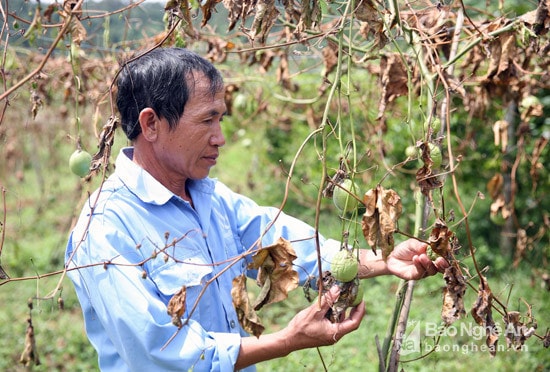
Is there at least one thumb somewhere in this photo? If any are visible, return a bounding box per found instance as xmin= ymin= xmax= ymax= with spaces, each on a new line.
xmin=319 ymin=284 xmax=340 ymax=311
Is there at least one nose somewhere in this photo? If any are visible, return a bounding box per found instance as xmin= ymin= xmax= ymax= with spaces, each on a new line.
xmin=210 ymin=122 xmax=226 ymax=147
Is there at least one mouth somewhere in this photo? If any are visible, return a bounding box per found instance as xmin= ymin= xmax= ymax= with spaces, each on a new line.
xmin=203 ymin=153 xmax=219 ymax=165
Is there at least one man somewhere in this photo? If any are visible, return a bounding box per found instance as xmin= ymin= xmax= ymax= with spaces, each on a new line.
xmin=65 ymin=47 xmax=447 ymax=371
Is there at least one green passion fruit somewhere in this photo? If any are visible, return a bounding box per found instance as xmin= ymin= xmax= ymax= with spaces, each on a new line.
xmin=69 ymin=149 xmax=92 ymax=177
xmin=331 ymin=250 xmax=359 ymax=282
xmin=351 ymin=279 xmax=366 ymax=307
xmin=333 ymin=179 xmax=361 ymax=214
xmin=418 ymin=143 xmax=442 ymax=169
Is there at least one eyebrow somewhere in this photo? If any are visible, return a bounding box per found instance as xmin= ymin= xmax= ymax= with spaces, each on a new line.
xmin=207 ymin=109 xmax=227 ymax=117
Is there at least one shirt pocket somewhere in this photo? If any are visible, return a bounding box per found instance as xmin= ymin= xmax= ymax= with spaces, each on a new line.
xmin=149 ymin=258 xmax=213 ymax=296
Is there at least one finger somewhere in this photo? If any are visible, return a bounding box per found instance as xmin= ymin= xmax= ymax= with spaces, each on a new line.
xmin=337 ymin=302 xmax=365 ymax=334
xmin=414 ymin=254 xmax=437 ymax=277
xmin=319 ymin=284 xmax=340 ymax=311
xmin=415 ymin=241 xmax=429 ymax=254
xmin=434 ymin=257 xmax=450 ymax=272
xmin=348 ymin=301 xmax=366 ymax=321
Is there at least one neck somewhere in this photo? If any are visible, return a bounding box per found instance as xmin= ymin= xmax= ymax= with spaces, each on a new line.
xmin=131 ymin=143 xmax=190 ymax=201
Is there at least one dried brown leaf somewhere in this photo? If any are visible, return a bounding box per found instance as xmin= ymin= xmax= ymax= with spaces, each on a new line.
xmin=249 ymin=237 xmax=299 ymax=310
xmin=167 ymin=286 xmax=187 ymax=329
xmin=89 ymin=116 xmax=119 ymax=177
xmin=356 ymin=0 xmax=387 ymax=48
xmin=520 ymin=0 xmax=550 ymax=35
xmin=487 ymin=173 xmax=504 ymax=200
xmin=294 ymin=0 xmax=322 ymax=35
xmin=471 ymin=276 xmax=499 ymax=356
xmin=513 ymin=228 xmax=528 ymax=268
xmin=322 ymin=41 xmax=339 ymax=78
xmin=415 ymin=142 xmax=443 ymax=195
xmin=483 ymin=31 xmax=517 ymax=87
xmin=165 ymin=0 xmax=197 ymax=39
xmin=503 ymin=311 xmax=537 ymax=350
xmin=543 ymin=328 xmax=550 ymax=348
xmin=200 ymin=0 xmax=220 ymax=27
xmin=361 ymin=186 xmax=402 ymax=258
xmin=70 ymin=19 xmax=87 ymax=46
xmin=355 ymin=0 xmax=379 ymax=23
xmin=249 ymin=0 xmax=278 ymax=44
xmin=19 ymin=317 xmax=40 ymax=366
xmin=232 ymin=274 xmax=265 ymax=337
xmin=441 ymin=262 xmax=466 ymax=325
xmin=376 ymin=54 xmax=409 ymax=120
xmin=428 ymin=218 xmax=453 ymax=258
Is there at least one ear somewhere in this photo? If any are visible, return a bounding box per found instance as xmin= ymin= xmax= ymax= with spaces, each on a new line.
xmin=138 ymin=108 xmax=161 ymax=142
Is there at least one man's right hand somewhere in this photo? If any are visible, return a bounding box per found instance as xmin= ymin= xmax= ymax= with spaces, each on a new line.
xmin=283 ymin=284 xmax=366 ymax=350
xmin=236 ymin=285 xmax=365 ymax=369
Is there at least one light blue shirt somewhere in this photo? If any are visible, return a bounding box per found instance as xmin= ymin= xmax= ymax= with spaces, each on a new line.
xmin=65 ymin=147 xmax=339 ymax=371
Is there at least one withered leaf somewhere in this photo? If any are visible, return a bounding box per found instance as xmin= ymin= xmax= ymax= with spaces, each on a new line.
xmin=471 ymin=276 xmax=499 ymax=356
xmin=250 ymin=237 xmax=299 ymax=310
xmin=59 ymin=1 xmax=87 ymax=45
xmin=200 ymin=0 xmax=219 ymax=27
xmin=295 ymin=0 xmax=322 ymax=35
xmin=355 ymin=0 xmax=381 ymax=23
xmin=482 ymin=30 xmax=517 ymax=87
xmin=376 ymin=54 xmax=410 ymax=120
xmin=19 ymin=317 xmax=40 ymax=366
xmin=361 ymin=186 xmax=402 ymax=259
xmin=503 ymin=311 xmax=537 ymax=350
xmin=428 ymin=218 xmax=454 ymax=258
xmin=323 ymin=279 xmax=360 ymax=323
xmin=90 ymin=116 xmax=119 ymax=175
xmin=249 ymin=0 xmax=278 ymax=44
xmin=164 ymin=0 xmax=197 ymax=38
xmin=492 ymin=120 xmax=509 ymax=151
xmin=416 ymin=142 xmax=443 ymax=196
xmin=167 ymin=286 xmax=187 ymax=329
xmin=487 ymin=174 xmax=504 ymax=200
xmin=322 ymin=41 xmax=339 ymax=78
xmin=232 ymin=274 xmax=265 ymax=337
xmin=520 ymin=0 xmax=550 ymax=35
xmin=441 ymin=262 xmax=466 ymax=325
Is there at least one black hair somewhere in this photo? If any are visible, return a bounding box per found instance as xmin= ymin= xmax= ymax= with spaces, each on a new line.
xmin=116 ymin=48 xmax=224 ymax=140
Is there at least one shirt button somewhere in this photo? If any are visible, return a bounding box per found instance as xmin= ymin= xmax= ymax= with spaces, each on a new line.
xmin=230 ymin=320 xmax=236 ymax=328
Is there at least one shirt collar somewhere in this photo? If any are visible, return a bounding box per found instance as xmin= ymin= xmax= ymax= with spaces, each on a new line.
xmin=115 ymin=147 xmax=215 ymax=205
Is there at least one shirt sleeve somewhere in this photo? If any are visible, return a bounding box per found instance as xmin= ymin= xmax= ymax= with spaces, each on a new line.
xmin=66 ymin=214 xmax=242 ymax=371
xmin=215 ymin=182 xmax=340 ymax=286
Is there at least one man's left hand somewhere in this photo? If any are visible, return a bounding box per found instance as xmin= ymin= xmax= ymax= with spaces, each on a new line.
xmin=387 ymin=239 xmax=449 ymax=281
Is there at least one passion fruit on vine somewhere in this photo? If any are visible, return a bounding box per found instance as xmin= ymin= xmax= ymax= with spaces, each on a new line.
xmin=333 ymin=179 xmax=361 ymax=214
xmin=331 ymin=250 xmax=359 ymax=282
xmin=418 ymin=143 xmax=442 ymax=169
xmin=69 ymin=149 xmax=92 ymax=177
xmin=351 ymin=279 xmax=366 ymax=307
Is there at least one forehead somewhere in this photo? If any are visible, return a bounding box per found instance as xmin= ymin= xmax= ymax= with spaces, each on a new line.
xmin=187 ymin=71 xmax=223 ymax=96
xmin=184 ymin=72 xmax=226 ymax=113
